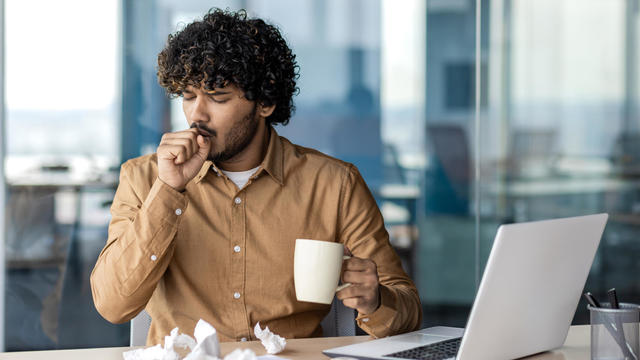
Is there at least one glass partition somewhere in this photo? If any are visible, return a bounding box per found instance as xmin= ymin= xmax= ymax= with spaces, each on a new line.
xmin=418 ymin=0 xmax=482 ymax=327
xmin=478 ymin=0 xmax=640 ymax=323
xmin=3 ymin=0 xmax=124 ymax=350
xmin=421 ymin=0 xmax=640 ymax=327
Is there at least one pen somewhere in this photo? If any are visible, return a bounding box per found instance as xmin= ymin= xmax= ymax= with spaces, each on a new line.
xmin=583 ymin=292 xmax=602 ymax=308
xmin=607 ymin=288 xmax=636 ymax=359
xmin=608 ymin=288 xmax=620 ymax=309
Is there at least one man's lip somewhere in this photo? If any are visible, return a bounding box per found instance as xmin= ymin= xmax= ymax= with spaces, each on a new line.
xmin=191 ymin=123 xmax=213 ymax=137
xmin=197 ymin=129 xmax=213 ymax=137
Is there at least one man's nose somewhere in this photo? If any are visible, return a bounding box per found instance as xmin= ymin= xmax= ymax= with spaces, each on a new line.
xmin=188 ymin=96 xmax=210 ymax=123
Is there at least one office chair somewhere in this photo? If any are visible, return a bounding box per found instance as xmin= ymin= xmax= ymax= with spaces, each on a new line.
xmin=130 ymin=296 xmax=355 ymax=346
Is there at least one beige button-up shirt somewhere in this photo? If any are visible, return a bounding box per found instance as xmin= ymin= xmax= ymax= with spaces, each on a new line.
xmin=90 ymin=127 xmax=422 ymax=345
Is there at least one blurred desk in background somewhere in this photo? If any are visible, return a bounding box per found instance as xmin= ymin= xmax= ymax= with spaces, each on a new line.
xmin=6 ymin=166 xmax=118 ymax=267
xmin=487 ymin=176 xmax=640 ymax=197
xmin=483 ymin=176 xmax=640 ymax=221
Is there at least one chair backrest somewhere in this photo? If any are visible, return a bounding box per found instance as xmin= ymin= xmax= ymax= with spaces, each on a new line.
xmin=130 ymin=297 xmax=355 ymax=346
xmin=130 ymin=309 xmax=152 ymax=347
xmin=319 ymin=296 xmax=356 ymax=337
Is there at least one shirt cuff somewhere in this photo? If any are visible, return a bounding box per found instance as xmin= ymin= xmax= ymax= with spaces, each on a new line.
xmin=355 ymin=285 xmax=398 ymax=338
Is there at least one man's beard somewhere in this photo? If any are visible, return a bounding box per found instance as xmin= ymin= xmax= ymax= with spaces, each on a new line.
xmin=209 ymin=104 xmax=259 ymax=163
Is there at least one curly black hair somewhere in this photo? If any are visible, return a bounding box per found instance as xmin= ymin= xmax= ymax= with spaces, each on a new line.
xmin=157 ymin=8 xmax=299 ymax=126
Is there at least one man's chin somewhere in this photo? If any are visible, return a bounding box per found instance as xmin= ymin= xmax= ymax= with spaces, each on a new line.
xmin=207 ymin=147 xmax=225 ymax=162
xmin=208 ymin=152 xmax=231 ymax=163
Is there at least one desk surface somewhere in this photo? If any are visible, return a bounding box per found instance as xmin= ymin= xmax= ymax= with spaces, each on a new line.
xmin=0 ymin=325 xmax=590 ymax=360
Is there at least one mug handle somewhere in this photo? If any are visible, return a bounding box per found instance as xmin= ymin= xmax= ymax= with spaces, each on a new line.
xmin=336 ymin=255 xmax=352 ymax=292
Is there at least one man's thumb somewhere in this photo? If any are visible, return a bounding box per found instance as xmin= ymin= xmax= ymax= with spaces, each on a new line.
xmin=196 ymin=135 xmax=211 ymax=159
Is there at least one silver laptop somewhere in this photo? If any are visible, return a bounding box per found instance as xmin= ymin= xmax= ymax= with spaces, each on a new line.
xmin=324 ymin=213 xmax=608 ymax=360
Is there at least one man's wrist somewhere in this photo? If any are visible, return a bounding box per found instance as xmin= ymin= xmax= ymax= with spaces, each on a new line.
xmin=368 ymin=287 xmax=382 ymax=314
xmin=157 ymin=176 xmax=185 ymax=193
xmin=359 ymin=287 xmax=382 ymax=315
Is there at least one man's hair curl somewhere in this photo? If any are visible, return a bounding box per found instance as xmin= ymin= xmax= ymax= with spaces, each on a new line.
xmin=157 ymin=8 xmax=299 ymax=126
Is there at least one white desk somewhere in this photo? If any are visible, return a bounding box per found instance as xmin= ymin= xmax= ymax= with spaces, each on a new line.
xmin=0 ymin=325 xmax=591 ymax=359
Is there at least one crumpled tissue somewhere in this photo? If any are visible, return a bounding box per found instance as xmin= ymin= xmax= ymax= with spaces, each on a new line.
xmin=253 ymin=323 xmax=286 ymax=354
xmin=123 ymin=344 xmax=179 ymax=360
xmin=187 ymin=319 xmax=221 ymax=359
xmin=166 ymin=327 xmax=198 ymax=353
xmin=123 ymin=319 xmax=287 ymax=360
xmin=123 ymin=319 xmax=219 ymax=360
xmin=223 ymin=349 xmax=258 ymax=360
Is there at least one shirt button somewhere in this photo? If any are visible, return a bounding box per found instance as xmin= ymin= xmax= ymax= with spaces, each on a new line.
xmin=234 ymin=197 xmax=242 ymax=204
xmin=175 ymin=208 xmax=182 ymax=216
xmin=233 ymin=292 xmax=241 ymax=299
xmin=234 ymin=245 xmax=241 ymax=253
xmin=240 ymin=337 xmax=247 ymax=342
xmin=150 ymin=254 xmax=157 ymax=261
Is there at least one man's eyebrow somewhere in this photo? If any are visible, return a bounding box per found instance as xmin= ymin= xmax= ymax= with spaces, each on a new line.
xmin=205 ymin=90 xmax=231 ymax=95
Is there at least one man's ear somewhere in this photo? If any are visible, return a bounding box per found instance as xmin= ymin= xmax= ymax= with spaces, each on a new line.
xmin=258 ymin=103 xmax=276 ymax=118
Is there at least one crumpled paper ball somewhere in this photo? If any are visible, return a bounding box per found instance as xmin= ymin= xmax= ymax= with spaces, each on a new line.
xmin=222 ymin=349 xmax=257 ymax=360
xmin=253 ymin=322 xmax=286 ymax=354
xmin=123 ymin=319 xmax=219 ymax=360
xmin=123 ymin=319 xmax=286 ymax=360
xmin=190 ymin=319 xmax=221 ymax=358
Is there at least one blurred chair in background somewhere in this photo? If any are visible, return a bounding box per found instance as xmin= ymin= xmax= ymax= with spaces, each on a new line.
xmin=424 ymin=124 xmax=471 ymax=215
xmin=507 ymin=129 xmax=557 ymax=179
xmin=5 ymin=187 xmax=69 ymax=350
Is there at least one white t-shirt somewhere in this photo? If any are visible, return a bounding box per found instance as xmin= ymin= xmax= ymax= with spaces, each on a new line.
xmin=221 ymin=166 xmax=260 ymax=189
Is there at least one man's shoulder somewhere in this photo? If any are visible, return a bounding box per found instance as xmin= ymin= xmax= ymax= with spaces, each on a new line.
xmin=120 ymin=153 xmax=158 ymax=179
xmin=281 ymin=136 xmax=357 ymax=177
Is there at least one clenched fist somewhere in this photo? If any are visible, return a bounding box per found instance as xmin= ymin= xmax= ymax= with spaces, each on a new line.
xmin=157 ymin=127 xmax=211 ymax=191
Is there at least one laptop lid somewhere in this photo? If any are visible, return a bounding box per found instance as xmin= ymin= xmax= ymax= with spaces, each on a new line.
xmin=457 ymin=213 xmax=607 ymax=360
xmin=322 ymin=214 xmax=607 ymax=360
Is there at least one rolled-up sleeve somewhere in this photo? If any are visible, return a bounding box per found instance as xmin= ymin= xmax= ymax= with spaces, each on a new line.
xmin=90 ymin=161 xmax=187 ymax=324
xmin=338 ymin=164 xmax=423 ymax=337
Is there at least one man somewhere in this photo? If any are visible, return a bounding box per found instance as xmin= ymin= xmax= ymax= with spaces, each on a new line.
xmin=90 ymin=8 xmax=422 ymax=345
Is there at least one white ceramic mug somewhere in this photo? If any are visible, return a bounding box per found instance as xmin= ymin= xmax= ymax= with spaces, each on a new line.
xmin=294 ymin=239 xmax=351 ymax=304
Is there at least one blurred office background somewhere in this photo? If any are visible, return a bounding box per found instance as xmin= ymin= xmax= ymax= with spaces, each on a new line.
xmin=1 ymin=0 xmax=639 ymax=351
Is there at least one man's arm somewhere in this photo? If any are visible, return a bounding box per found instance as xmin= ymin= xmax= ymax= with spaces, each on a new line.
xmin=90 ymin=161 xmax=188 ymax=323
xmin=91 ymin=128 xmax=209 ymax=323
xmin=337 ymin=164 xmax=423 ymax=337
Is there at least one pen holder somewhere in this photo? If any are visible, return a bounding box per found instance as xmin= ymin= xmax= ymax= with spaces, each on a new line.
xmin=589 ymin=303 xmax=640 ymax=360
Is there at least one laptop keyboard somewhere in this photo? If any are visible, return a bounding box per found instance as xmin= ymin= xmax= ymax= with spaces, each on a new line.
xmin=384 ymin=337 xmax=462 ymax=360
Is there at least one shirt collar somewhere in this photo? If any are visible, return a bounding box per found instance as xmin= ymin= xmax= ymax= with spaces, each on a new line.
xmin=194 ymin=126 xmax=284 ymax=185
xmin=260 ymin=127 xmax=284 ymax=185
